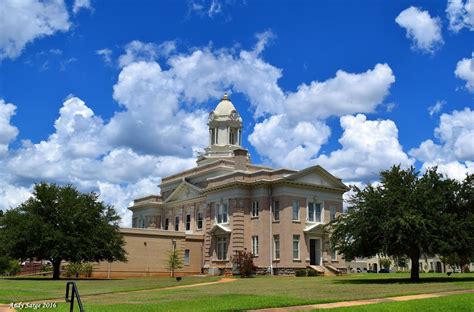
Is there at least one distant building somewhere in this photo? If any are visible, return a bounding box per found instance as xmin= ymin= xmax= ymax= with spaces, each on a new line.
xmin=93 ymin=94 xmax=349 ymax=277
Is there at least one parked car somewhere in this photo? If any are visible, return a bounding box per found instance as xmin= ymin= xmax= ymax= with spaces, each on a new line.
xmin=379 ymin=268 xmax=390 ymax=273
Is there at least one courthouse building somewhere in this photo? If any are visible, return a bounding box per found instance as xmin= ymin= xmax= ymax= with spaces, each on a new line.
xmin=93 ymin=94 xmax=349 ymax=277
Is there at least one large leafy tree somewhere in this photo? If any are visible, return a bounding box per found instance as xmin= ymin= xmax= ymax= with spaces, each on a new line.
xmin=329 ymin=166 xmax=473 ymax=281
xmin=0 ymin=183 xmax=127 ymax=279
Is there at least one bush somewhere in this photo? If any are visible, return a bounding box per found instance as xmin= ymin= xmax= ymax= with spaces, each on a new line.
xmin=295 ymin=269 xmax=307 ymax=277
xmin=232 ymin=250 xmax=256 ymax=277
xmin=0 ymin=257 xmax=21 ymax=276
xmin=8 ymin=260 xmax=21 ymax=276
xmin=379 ymin=258 xmax=391 ymax=269
xmin=40 ymin=263 xmax=52 ymax=272
xmin=64 ymin=262 xmax=93 ymax=278
xmin=428 ymin=269 xmax=434 ymax=273
xmin=307 ymin=269 xmax=317 ymax=276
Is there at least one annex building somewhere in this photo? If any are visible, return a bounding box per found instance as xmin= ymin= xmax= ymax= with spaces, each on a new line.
xmin=92 ymin=94 xmax=349 ymax=277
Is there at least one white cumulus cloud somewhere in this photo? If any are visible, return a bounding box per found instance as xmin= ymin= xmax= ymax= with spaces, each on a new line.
xmin=446 ymin=0 xmax=474 ymax=32
xmin=0 ymin=99 xmax=19 ymax=156
xmin=0 ymin=0 xmax=70 ymax=60
xmin=455 ymin=52 xmax=474 ymax=92
xmin=73 ymin=0 xmax=92 ymax=14
xmin=410 ymin=107 xmax=474 ymax=179
xmin=316 ymin=114 xmax=414 ymax=182
xmin=395 ymin=6 xmax=444 ymax=53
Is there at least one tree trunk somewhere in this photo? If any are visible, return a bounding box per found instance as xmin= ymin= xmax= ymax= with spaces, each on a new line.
xmin=52 ymin=260 xmax=61 ymax=280
xmin=410 ymin=252 xmax=420 ymax=282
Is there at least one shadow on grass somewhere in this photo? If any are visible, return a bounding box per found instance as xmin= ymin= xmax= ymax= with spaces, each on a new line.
xmin=335 ymin=276 xmax=474 ymax=284
xmin=2 ymin=277 xmax=124 ymax=281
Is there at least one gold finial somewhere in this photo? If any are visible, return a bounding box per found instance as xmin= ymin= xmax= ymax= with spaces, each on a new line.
xmin=222 ymin=92 xmax=229 ymax=100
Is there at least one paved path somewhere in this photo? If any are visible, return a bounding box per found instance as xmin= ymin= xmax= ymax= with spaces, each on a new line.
xmin=251 ymin=289 xmax=474 ymax=311
xmin=0 ymin=277 xmax=237 ymax=311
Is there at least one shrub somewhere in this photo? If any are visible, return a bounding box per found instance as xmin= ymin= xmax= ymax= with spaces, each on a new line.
xmin=295 ymin=269 xmax=307 ymax=277
xmin=7 ymin=260 xmax=21 ymax=276
xmin=379 ymin=258 xmax=391 ymax=269
xmin=64 ymin=262 xmax=93 ymax=278
xmin=40 ymin=263 xmax=52 ymax=272
xmin=428 ymin=269 xmax=434 ymax=273
xmin=307 ymin=269 xmax=317 ymax=276
xmin=232 ymin=250 xmax=256 ymax=277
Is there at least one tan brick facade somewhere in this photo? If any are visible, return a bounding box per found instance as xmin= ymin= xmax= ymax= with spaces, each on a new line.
xmin=99 ymin=95 xmax=349 ymax=277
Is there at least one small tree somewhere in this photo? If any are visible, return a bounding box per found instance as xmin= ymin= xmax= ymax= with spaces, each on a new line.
xmin=167 ymin=248 xmax=183 ymax=278
xmin=232 ymin=250 xmax=256 ymax=277
xmin=379 ymin=258 xmax=391 ymax=269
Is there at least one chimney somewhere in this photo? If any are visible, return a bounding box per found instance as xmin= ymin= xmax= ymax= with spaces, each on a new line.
xmin=233 ymin=148 xmax=248 ymax=171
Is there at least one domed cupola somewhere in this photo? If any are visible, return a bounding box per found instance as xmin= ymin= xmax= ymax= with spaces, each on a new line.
xmin=197 ymin=93 xmax=249 ymax=166
xmin=207 ymin=93 xmax=242 ymax=146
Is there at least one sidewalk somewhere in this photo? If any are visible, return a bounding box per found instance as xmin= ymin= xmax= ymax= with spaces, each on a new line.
xmin=251 ymin=289 xmax=474 ymax=311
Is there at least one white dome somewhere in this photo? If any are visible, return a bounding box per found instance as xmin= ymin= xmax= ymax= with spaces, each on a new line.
xmin=214 ymin=94 xmax=237 ymax=116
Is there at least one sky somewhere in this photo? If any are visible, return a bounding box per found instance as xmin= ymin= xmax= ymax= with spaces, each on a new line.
xmin=0 ymin=0 xmax=473 ymax=224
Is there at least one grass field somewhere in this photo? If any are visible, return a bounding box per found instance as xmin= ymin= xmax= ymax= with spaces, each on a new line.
xmin=324 ymin=293 xmax=474 ymax=311
xmin=2 ymin=273 xmax=473 ymax=311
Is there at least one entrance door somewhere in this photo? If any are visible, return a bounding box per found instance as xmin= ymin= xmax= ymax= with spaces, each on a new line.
xmin=309 ymin=239 xmax=321 ymax=265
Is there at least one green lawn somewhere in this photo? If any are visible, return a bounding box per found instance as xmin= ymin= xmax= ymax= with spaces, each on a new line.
xmin=321 ymin=293 xmax=474 ymax=311
xmin=3 ymin=273 xmax=474 ymax=311
xmin=0 ymin=275 xmax=220 ymax=303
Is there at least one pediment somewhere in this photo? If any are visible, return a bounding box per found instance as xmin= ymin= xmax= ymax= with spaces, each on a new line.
xmin=163 ymin=179 xmax=202 ymax=203
xmin=286 ymin=165 xmax=349 ymax=190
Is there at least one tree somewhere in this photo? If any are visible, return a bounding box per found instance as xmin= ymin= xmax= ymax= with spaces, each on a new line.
xmin=167 ymin=245 xmax=183 ymax=278
xmin=329 ymin=166 xmax=472 ymax=282
xmin=0 ymin=183 xmax=127 ymax=279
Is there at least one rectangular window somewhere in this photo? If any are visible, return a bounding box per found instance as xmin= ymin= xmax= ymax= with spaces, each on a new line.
xmin=184 ymin=249 xmax=190 ymax=265
xmin=273 ymin=200 xmax=280 ymax=221
xmin=273 ymin=235 xmax=280 ymax=260
xmin=308 ymin=202 xmax=314 ymax=221
xmin=197 ymin=212 xmax=203 ymax=230
xmin=252 ymin=236 xmax=259 ymax=256
xmin=292 ymin=200 xmax=299 ymax=221
xmin=308 ymin=202 xmax=322 ymax=222
xmin=331 ymin=249 xmax=337 ymax=260
xmin=185 ymin=214 xmax=191 ymax=231
xmin=252 ymin=201 xmax=259 ymax=217
xmin=216 ymin=204 xmax=228 ymax=224
xmin=316 ymin=203 xmax=322 ymax=222
xmin=164 ymin=218 xmax=169 ymax=230
xmin=293 ymin=235 xmax=300 ymax=260
xmin=217 ymin=236 xmax=227 ymax=260
xmin=330 ymin=205 xmax=336 ymax=221
xmin=175 ymin=216 xmax=179 ymax=231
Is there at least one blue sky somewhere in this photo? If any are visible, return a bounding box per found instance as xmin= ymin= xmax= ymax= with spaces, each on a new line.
xmin=0 ymin=0 xmax=473 ymax=222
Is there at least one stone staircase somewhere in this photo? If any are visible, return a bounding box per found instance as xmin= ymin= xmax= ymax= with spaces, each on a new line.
xmin=307 ymin=264 xmax=346 ymax=276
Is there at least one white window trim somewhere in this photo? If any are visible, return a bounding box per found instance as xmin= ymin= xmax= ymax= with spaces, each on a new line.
xmin=252 ymin=236 xmax=259 ymax=256
xmin=216 ymin=236 xmax=228 ymax=260
xmin=215 ymin=202 xmax=229 ymax=225
xmin=307 ymin=200 xmax=324 ymax=224
xmin=185 ymin=214 xmax=192 ymax=233
xmin=175 ymin=216 xmax=179 ymax=231
xmin=252 ymin=201 xmax=259 ymax=218
xmin=329 ymin=204 xmax=337 ymax=221
xmin=292 ymin=200 xmax=300 ymax=221
xmin=273 ymin=235 xmax=280 ymax=260
xmin=196 ymin=211 xmax=203 ymax=230
xmin=273 ymin=200 xmax=280 ymax=221
xmin=184 ymin=249 xmax=190 ymax=266
xmin=293 ymin=235 xmax=300 ymax=260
